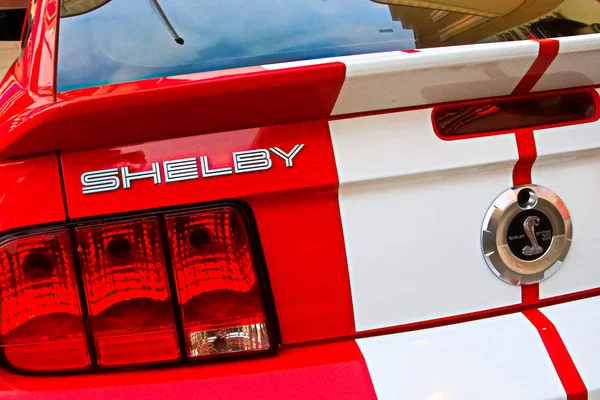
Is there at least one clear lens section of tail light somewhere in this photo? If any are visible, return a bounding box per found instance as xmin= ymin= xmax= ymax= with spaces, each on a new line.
xmin=76 ymin=218 xmax=180 ymax=366
xmin=165 ymin=207 xmax=269 ymax=358
xmin=0 ymin=229 xmax=89 ymax=372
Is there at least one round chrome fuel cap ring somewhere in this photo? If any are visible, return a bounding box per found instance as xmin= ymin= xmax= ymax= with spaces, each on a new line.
xmin=481 ymin=185 xmax=572 ymax=285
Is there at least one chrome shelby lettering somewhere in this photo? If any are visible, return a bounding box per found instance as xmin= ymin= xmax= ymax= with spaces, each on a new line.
xmin=81 ymin=144 xmax=305 ymax=195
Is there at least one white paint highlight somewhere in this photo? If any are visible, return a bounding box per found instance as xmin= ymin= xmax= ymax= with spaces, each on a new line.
xmin=330 ymin=109 xmax=521 ymax=331
xmin=533 ymin=117 xmax=600 ymax=299
xmin=357 ymin=312 xmax=565 ymax=400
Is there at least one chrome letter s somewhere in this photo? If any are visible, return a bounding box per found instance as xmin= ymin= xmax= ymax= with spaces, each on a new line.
xmin=81 ymin=168 xmax=120 ymax=195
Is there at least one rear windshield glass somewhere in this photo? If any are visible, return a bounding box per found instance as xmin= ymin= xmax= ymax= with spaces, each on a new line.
xmin=57 ymin=0 xmax=600 ymax=92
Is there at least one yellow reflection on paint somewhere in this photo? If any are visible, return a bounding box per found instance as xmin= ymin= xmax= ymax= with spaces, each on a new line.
xmin=428 ymin=391 xmax=447 ymax=400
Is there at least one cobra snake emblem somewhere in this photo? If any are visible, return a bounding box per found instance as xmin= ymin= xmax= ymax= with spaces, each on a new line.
xmin=522 ymin=216 xmax=544 ymax=256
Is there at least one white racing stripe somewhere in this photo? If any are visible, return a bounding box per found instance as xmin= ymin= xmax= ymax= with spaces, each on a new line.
xmin=541 ymin=296 xmax=600 ymax=399
xmin=265 ymin=41 xmax=539 ymax=115
xmin=263 ymin=36 xmax=600 ymax=118
xmin=330 ymin=109 xmax=521 ymax=332
xmin=357 ymin=312 xmax=566 ymax=400
xmin=331 ymin=41 xmax=539 ymax=115
xmin=533 ymin=102 xmax=600 ymax=299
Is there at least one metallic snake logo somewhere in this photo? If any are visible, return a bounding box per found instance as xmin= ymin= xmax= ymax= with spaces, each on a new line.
xmin=481 ymin=185 xmax=571 ymax=285
xmin=522 ymin=216 xmax=544 ymax=256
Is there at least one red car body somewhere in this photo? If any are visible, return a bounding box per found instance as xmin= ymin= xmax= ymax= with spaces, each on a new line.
xmin=1 ymin=0 xmax=600 ymax=398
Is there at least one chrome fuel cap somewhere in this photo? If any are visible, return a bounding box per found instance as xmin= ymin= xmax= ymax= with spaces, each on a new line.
xmin=481 ymin=185 xmax=572 ymax=285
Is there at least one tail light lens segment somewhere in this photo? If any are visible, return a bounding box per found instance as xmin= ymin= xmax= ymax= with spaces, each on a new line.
xmin=76 ymin=218 xmax=179 ymax=366
xmin=0 ymin=230 xmax=89 ymax=372
xmin=166 ymin=208 xmax=269 ymax=357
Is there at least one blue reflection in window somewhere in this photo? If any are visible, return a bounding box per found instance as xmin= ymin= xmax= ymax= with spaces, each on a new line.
xmin=57 ymin=0 xmax=416 ymax=92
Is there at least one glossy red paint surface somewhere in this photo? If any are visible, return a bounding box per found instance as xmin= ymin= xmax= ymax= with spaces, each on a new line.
xmin=13 ymin=0 xmax=58 ymax=97
xmin=0 ymin=62 xmax=346 ymax=160
xmin=61 ymin=119 xmax=356 ymax=344
xmin=0 ymin=339 xmax=377 ymax=399
xmin=0 ymin=0 xmax=57 ymax=158
xmin=0 ymin=73 xmax=37 ymax=128
xmin=0 ymin=153 xmax=65 ymax=234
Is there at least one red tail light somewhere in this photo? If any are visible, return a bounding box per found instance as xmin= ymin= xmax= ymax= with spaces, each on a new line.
xmin=0 ymin=230 xmax=89 ymax=372
xmin=76 ymin=218 xmax=180 ymax=366
xmin=0 ymin=204 xmax=274 ymax=373
xmin=165 ymin=207 xmax=270 ymax=357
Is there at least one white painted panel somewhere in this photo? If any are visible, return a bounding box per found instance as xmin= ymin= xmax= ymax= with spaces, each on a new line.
xmin=357 ymin=313 xmax=566 ymax=400
xmin=542 ymin=296 xmax=600 ymax=400
xmin=330 ymin=110 xmax=521 ymax=331
xmin=265 ymin=41 xmax=539 ymax=115
xmin=332 ymin=41 xmax=538 ymax=115
xmin=533 ymin=117 xmax=600 ymax=299
xmin=262 ymin=50 xmax=412 ymax=69
xmin=533 ymin=34 xmax=600 ymax=93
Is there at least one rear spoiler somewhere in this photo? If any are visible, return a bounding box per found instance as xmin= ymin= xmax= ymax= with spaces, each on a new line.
xmin=1 ymin=34 xmax=599 ymax=159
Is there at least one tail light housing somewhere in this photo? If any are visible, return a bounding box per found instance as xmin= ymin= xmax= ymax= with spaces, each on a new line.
xmin=0 ymin=204 xmax=274 ymax=373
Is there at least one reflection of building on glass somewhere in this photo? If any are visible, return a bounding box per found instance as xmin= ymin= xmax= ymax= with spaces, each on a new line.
xmin=61 ymin=0 xmax=113 ymax=17
xmin=372 ymin=0 xmax=600 ymax=48
xmin=61 ymin=0 xmax=185 ymax=45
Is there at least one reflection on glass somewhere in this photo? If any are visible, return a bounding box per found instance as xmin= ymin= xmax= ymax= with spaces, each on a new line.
xmin=57 ymin=0 xmax=600 ymax=92
xmin=57 ymin=0 xmax=416 ymax=91
xmin=377 ymin=0 xmax=600 ymax=47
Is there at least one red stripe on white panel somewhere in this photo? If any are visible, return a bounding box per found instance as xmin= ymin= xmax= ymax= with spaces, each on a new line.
xmin=261 ymin=37 xmax=600 ymax=118
xmin=265 ymin=42 xmax=540 ymax=116
xmin=541 ymin=296 xmax=600 ymax=398
xmin=510 ymin=39 xmax=560 ymax=305
xmin=332 ymin=41 xmax=539 ymax=115
xmin=532 ymin=34 xmax=600 ymax=93
xmin=508 ymin=38 xmax=592 ymax=400
xmin=512 ymin=39 xmax=560 ymax=95
xmin=523 ymin=309 xmax=588 ymax=400
xmin=512 ymin=129 xmax=537 ymax=186
xmin=513 ymin=129 xmax=540 ymax=304
xmin=357 ymin=312 xmax=565 ymax=400
xmin=532 ymin=97 xmax=600 ymax=299
xmin=330 ymin=109 xmax=520 ymax=332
